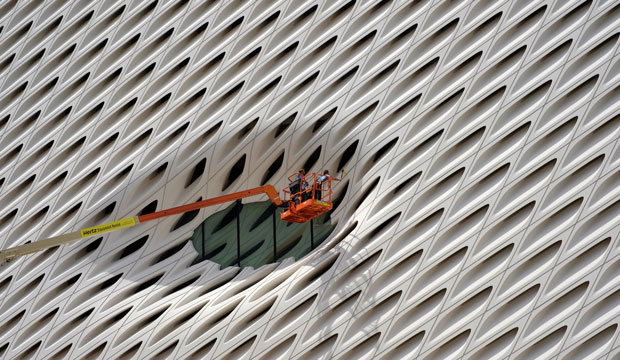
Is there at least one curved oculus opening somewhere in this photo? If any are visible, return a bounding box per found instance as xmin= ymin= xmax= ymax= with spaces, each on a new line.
xmin=191 ymin=200 xmax=335 ymax=268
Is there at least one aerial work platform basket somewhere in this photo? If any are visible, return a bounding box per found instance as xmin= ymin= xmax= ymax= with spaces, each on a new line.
xmin=281 ymin=172 xmax=334 ymax=223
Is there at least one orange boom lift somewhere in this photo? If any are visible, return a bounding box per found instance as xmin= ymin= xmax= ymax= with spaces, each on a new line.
xmin=0 ymin=185 xmax=282 ymax=263
xmin=0 ymin=173 xmax=339 ymax=263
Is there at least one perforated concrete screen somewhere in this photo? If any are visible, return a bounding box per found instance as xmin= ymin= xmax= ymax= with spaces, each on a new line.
xmin=0 ymin=0 xmax=620 ymax=359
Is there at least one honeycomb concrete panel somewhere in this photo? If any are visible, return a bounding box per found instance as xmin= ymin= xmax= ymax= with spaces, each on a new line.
xmin=0 ymin=0 xmax=620 ymax=358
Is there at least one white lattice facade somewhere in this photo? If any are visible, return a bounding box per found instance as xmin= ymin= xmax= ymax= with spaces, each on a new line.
xmin=1 ymin=0 xmax=620 ymax=358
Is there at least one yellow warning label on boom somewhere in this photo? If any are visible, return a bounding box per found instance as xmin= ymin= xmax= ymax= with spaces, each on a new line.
xmin=80 ymin=217 xmax=136 ymax=238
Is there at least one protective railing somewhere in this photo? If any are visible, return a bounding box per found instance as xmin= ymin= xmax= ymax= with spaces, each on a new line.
xmin=281 ymin=172 xmax=333 ymax=206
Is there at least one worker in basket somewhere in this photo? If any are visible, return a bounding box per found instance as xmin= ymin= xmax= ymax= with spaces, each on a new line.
xmin=315 ymin=170 xmax=330 ymax=200
xmin=288 ymin=169 xmax=308 ymax=206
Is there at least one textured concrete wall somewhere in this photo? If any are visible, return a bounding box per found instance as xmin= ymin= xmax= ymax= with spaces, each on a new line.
xmin=1 ymin=0 xmax=620 ymax=359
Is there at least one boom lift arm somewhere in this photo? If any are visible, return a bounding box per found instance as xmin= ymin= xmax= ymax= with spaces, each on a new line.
xmin=0 ymin=185 xmax=281 ymax=263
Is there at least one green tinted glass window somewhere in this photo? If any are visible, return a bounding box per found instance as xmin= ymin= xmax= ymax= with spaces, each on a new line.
xmin=191 ymin=200 xmax=334 ymax=268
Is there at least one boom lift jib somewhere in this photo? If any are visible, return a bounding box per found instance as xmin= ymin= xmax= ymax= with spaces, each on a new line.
xmin=0 ymin=185 xmax=282 ymax=263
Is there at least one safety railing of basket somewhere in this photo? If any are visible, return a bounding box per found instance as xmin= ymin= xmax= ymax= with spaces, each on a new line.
xmin=281 ymin=172 xmax=331 ymax=204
